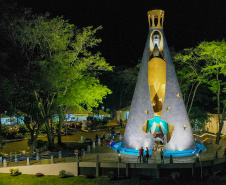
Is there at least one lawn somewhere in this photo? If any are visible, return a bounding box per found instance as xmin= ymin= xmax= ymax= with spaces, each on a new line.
xmin=0 ymin=174 xmax=140 ymax=185
xmin=0 ymin=173 xmax=224 ymax=185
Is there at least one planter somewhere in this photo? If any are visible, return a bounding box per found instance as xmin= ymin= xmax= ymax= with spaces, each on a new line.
xmin=59 ymin=175 xmax=67 ymax=178
xmin=36 ymin=173 xmax=44 ymax=177
xmin=10 ymin=172 xmax=21 ymax=176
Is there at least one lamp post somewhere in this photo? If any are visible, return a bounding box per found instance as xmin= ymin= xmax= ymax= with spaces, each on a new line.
xmin=66 ymin=122 xmax=68 ymax=150
xmin=198 ymin=149 xmax=202 ymax=179
xmin=119 ymin=111 xmax=122 ymax=127
xmin=117 ymin=150 xmax=121 ymax=179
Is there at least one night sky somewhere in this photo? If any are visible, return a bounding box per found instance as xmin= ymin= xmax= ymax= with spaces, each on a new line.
xmin=18 ymin=0 xmax=226 ymax=67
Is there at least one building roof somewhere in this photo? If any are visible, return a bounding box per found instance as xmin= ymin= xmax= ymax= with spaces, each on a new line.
xmin=118 ymin=106 xmax=131 ymax=112
xmin=99 ymin=110 xmax=110 ymax=116
xmin=66 ymin=108 xmax=96 ymax=115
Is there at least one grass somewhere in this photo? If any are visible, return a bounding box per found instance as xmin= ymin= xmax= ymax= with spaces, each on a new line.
xmin=0 ymin=173 xmax=225 ymax=185
xmin=0 ymin=174 xmax=140 ymax=185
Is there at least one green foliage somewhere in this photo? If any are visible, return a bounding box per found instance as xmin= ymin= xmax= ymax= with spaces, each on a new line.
xmin=102 ymin=63 xmax=140 ymax=113
xmin=108 ymin=171 xmax=115 ymax=179
xmin=15 ymin=133 xmax=25 ymax=139
xmin=3 ymin=11 xmax=113 ymax=149
xmin=18 ymin=124 xmax=29 ymax=135
xmin=1 ymin=125 xmax=9 ymax=137
xmin=175 ymin=41 xmax=226 ymax=142
xmin=102 ymin=117 xmax=111 ymax=125
xmin=92 ymin=117 xmax=101 ymax=126
xmin=40 ymin=125 xmax=47 ymax=133
xmin=9 ymin=168 xmax=21 ymax=176
xmin=35 ymin=140 xmax=48 ymax=149
xmin=59 ymin=170 xmax=66 ymax=176
xmin=58 ymin=169 xmax=73 ymax=178
xmin=170 ymin=171 xmax=180 ymax=180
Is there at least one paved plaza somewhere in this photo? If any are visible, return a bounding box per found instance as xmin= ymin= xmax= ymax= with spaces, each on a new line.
xmin=79 ymin=138 xmax=225 ymax=164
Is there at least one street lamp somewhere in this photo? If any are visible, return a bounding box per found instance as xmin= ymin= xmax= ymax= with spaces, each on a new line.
xmin=197 ymin=149 xmax=202 ymax=179
xmin=117 ymin=150 xmax=121 ymax=179
xmin=66 ymin=122 xmax=68 ymax=150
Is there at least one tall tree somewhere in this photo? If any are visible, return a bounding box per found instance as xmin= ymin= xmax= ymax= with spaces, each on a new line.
xmin=7 ymin=13 xmax=112 ymax=150
xmin=102 ymin=63 xmax=140 ymax=114
xmin=173 ymin=48 xmax=210 ymax=128
xmin=174 ymin=41 xmax=226 ymax=144
xmin=197 ymin=41 xmax=226 ymax=144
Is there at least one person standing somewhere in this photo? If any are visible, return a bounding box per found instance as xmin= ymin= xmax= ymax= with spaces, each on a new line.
xmin=110 ymin=140 xmax=115 ymax=148
xmin=145 ymin=147 xmax=149 ymax=163
xmin=95 ymin=134 xmax=98 ymax=144
xmin=139 ymin=147 xmax=144 ymax=163
xmin=120 ymin=119 xmax=123 ymax=128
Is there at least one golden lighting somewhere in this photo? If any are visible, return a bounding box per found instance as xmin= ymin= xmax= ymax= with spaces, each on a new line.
xmin=150 ymin=31 xmax=164 ymax=58
xmin=145 ymin=110 xmax=150 ymax=114
xmin=166 ymin=106 xmax=170 ymax=111
xmin=147 ymin=10 xmax=164 ymax=29
xmin=183 ymin=125 xmax=187 ymax=130
xmin=142 ymin=120 xmax=148 ymax=133
xmin=148 ymin=57 xmax=166 ymax=117
xmin=177 ymin=93 xmax=181 ymax=98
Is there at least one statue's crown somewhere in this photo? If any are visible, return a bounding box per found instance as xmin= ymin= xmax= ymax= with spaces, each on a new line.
xmin=147 ymin=10 xmax=164 ymax=29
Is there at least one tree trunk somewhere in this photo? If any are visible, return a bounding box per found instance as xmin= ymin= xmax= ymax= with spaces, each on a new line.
xmin=216 ymin=119 xmax=224 ymax=144
xmin=29 ymin=128 xmax=40 ymax=154
xmin=45 ymin=121 xmax=54 ymax=150
xmin=57 ymin=111 xmax=64 ymax=145
xmin=187 ymin=81 xmax=201 ymax=116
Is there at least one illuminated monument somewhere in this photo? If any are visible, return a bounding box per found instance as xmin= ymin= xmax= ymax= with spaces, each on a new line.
xmin=121 ymin=10 xmax=197 ymax=152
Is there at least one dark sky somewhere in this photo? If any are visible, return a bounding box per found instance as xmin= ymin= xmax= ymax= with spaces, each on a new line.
xmin=18 ymin=0 xmax=226 ymax=67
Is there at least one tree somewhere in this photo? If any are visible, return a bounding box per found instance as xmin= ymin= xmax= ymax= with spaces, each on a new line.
xmin=174 ymin=41 xmax=226 ymax=144
xmin=174 ymin=48 xmax=211 ymax=129
xmin=197 ymin=41 xmax=226 ymax=144
xmin=5 ymin=13 xmax=112 ymax=150
xmin=101 ymin=63 xmax=140 ymax=115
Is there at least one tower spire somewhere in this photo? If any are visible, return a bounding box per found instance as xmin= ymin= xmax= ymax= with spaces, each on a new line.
xmin=148 ymin=10 xmax=164 ymax=29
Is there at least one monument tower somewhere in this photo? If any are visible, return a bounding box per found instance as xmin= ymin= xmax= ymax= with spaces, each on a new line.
xmin=121 ymin=10 xmax=196 ymax=151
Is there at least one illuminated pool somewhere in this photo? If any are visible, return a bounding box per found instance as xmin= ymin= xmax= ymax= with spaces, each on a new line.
xmin=112 ymin=142 xmax=206 ymax=157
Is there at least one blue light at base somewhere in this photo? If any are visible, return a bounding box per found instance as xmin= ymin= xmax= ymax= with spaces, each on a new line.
xmin=112 ymin=142 xmax=206 ymax=157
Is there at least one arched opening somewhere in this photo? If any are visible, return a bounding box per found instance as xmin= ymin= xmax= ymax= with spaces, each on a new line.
xmin=150 ymin=17 xmax=152 ymax=27
xmin=160 ymin=17 xmax=163 ymax=27
xmin=154 ymin=17 xmax=158 ymax=27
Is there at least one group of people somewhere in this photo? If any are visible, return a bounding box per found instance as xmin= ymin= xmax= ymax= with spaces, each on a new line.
xmin=139 ymin=147 xmax=149 ymax=163
xmin=139 ymin=145 xmax=164 ymax=163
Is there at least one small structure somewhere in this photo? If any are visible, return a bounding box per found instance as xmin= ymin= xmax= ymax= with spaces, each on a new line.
xmin=116 ymin=106 xmax=130 ymax=121
xmin=205 ymin=114 xmax=226 ymax=135
xmin=98 ymin=110 xmax=110 ymax=119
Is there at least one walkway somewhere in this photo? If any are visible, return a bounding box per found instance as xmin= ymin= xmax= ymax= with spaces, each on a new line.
xmin=80 ymin=139 xmax=225 ymax=164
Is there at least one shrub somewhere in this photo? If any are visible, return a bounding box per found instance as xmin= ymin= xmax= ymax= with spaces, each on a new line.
xmin=40 ymin=125 xmax=47 ymax=133
xmin=109 ymin=171 xmax=115 ymax=179
xmin=5 ymin=126 xmax=19 ymax=139
xmin=9 ymin=168 xmax=21 ymax=176
xmin=102 ymin=117 xmax=111 ymax=125
xmin=18 ymin=124 xmax=29 ymax=135
xmin=59 ymin=170 xmax=67 ymax=178
xmin=170 ymin=171 xmax=180 ymax=180
xmin=1 ymin=125 xmax=9 ymax=137
xmin=35 ymin=140 xmax=48 ymax=149
xmin=15 ymin=133 xmax=25 ymax=139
